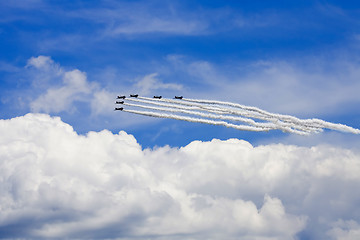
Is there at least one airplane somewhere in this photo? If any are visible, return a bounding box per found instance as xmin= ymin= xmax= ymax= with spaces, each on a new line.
xmin=174 ymin=96 xmax=183 ymax=99
xmin=153 ymin=96 xmax=162 ymax=99
xmin=117 ymin=95 xmax=126 ymax=99
xmin=130 ymin=94 xmax=138 ymax=98
xmin=115 ymin=101 xmax=124 ymax=104
xmin=114 ymin=107 xmax=124 ymax=111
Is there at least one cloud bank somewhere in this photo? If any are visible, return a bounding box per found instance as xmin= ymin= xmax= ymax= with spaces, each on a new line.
xmin=0 ymin=114 xmax=359 ymax=239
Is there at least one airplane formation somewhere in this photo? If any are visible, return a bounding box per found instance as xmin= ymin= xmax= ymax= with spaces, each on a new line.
xmin=114 ymin=95 xmax=183 ymax=111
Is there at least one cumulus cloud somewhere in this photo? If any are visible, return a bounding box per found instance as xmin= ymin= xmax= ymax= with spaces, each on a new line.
xmin=0 ymin=114 xmax=359 ymax=239
xmin=27 ymin=56 xmax=183 ymax=116
xmin=27 ymin=56 xmax=96 ymax=113
xmin=26 ymin=56 xmax=55 ymax=70
xmin=30 ymin=69 xmax=95 ymax=113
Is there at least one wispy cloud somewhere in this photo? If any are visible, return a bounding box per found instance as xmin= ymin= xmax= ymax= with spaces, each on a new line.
xmin=0 ymin=61 xmax=21 ymax=73
xmin=63 ymin=1 xmax=212 ymax=37
xmin=135 ymin=73 xmax=183 ymax=95
xmin=164 ymin=55 xmax=360 ymax=119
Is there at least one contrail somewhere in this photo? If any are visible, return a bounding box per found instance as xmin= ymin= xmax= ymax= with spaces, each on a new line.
xmin=138 ymin=96 xmax=303 ymax=125
xmin=137 ymin=97 xmax=288 ymax=122
xmin=182 ymin=98 xmax=276 ymax=117
xmin=181 ymin=98 xmax=360 ymax=134
xmin=133 ymin=97 xmax=323 ymax=133
xmin=124 ymin=102 xmax=310 ymax=135
xmin=122 ymin=109 xmax=270 ymax=132
xmin=118 ymin=96 xmax=360 ymax=135
xmin=135 ymin=97 xmax=322 ymax=134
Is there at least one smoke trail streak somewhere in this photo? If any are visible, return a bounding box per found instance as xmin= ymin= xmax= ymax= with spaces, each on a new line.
xmin=123 ymin=109 xmax=271 ymax=132
xmin=182 ymin=98 xmax=275 ymax=117
xmin=127 ymin=97 xmax=267 ymax=123
xmin=120 ymin=96 xmax=359 ymax=135
xmin=181 ymin=98 xmax=360 ymax=134
xmin=124 ymin=102 xmax=310 ymax=135
xmin=134 ymin=97 xmax=322 ymax=133
xmin=138 ymin=96 xmax=301 ymax=125
xmin=137 ymin=97 xmax=285 ymax=122
xmin=135 ymin=97 xmax=322 ymax=133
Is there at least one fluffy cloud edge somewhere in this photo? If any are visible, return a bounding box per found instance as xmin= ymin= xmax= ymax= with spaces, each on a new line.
xmin=0 ymin=113 xmax=359 ymax=239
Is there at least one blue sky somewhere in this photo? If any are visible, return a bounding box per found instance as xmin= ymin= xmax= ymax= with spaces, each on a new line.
xmin=1 ymin=2 xmax=360 ymax=239
xmin=1 ymin=0 xmax=360 ymax=148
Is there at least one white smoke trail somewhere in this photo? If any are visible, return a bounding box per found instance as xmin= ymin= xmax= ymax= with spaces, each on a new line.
xmin=128 ymin=97 xmax=265 ymax=122
xmin=137 ymin=97 xmax=284 ymax=121
xmin=135 ymin=97 xmax=322 ymax=134
xmin=124 ymin=102 xmax=310 ymax=135
xmin=137 ymin=97 xmax=302 ymax=125
xmin=122 ymin=109 xmax=270 ymax=132
xmin=121 ymin=96 xmax=359 ymax=135
xmin=182 ymin=98 xmax=274 ymax=117
xmin=135 ymin=97 xmax=321 ymax=133
xmin=181 ymin=98 xmax=360 ymax=134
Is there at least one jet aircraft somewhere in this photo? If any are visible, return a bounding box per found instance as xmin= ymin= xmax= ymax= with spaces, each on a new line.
xmin=117 ymin=96 xmax=126 ymax=99
xmin=114 ymin=107 xmax=124 ymax=111
xmin=130 ymin=94 xmax=138 ymax=98
xmin=174 ymin=96 xmax=183 ymax=99
xmin=116 ymin=101 xmax=124 ymax=104
xmin=153 ymin=96 xmax=162 ymax=99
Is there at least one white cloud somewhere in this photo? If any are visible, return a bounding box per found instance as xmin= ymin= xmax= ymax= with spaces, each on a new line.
xmin=1 ymin=114 xmax=360 ymax=239
xmin=90 ymin=89 xmax=116 ymax=116
xmin=27 ymin=56 xmax=119 ymax=115
xmin=30 ymin=69 xmax=95 ymax=113
xmin=27 ymin=56 xmax=184 ymax=116
xmin=135 ymin=73 xmax=183 ymax=95
xmin=25 ymin=56 xmax=63 ymax=90
xmin=165 ymin=55 xmax=360 ymax=118
xmin=110 ymin=17 xmax=206 ymax=36
xmin=229 ymin=60 xmax=360 ymax=116
xmin=26 ymin=55 xmax=54 ymax=69
xmin=328 ymin=220 xmax=360 ymax=240
xmin=69 ymin=2 xmax=210 ymax=37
